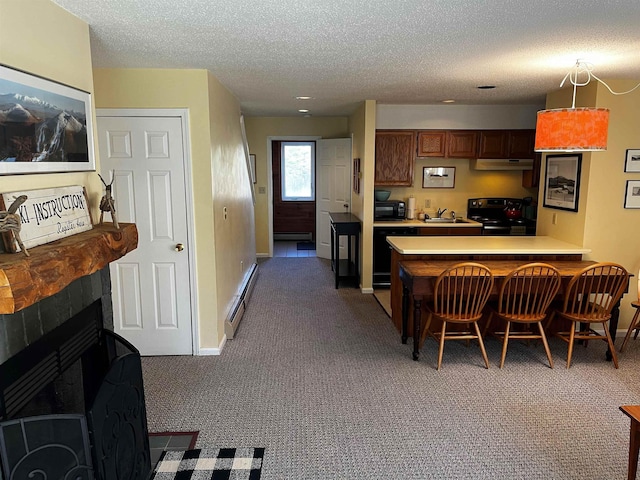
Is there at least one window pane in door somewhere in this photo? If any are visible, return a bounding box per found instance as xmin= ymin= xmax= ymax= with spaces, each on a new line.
xmin=281 ymin=142 xmax=314 ymax=201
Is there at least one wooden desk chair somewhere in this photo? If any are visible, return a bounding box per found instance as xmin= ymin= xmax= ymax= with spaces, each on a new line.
xmin=485 ymin=263 xmax=561 ymax=368
xmin=419 ymin=262 xmax=494 ymax=370
xmin=619 ymin=270 xmax=640 ymax=353
xmin=549 ymin=262 xmax=628 ymax=368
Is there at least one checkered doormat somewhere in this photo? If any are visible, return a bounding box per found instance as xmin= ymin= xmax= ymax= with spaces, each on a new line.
xmin=152 ymin=448 xmax=264 ymax=480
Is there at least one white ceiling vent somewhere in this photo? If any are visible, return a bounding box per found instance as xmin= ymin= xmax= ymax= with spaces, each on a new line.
xmin=470 ymin=158 xmax=534 ymax=171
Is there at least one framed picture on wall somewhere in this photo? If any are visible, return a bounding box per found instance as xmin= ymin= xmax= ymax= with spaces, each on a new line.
xmin=249 ymin=154 xmax=256 ymax=183
xmin=543 ymin=154 xmax=582 ymax=212
xmin=624 ymin=149 xmax=640 ymax=172
xmin=353 ymin=157 xmax=360 ymax=193
xmin=422 ymin=167 xmax=455 ymax=188
xmin=624 ymin=180 xmax=640 ymax=208
xmin=0 ymin=64 xmax=95 ymax=175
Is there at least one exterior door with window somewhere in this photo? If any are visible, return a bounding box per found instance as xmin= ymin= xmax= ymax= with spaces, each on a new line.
xmin=273 ymin=141 xmax=316 ymax=240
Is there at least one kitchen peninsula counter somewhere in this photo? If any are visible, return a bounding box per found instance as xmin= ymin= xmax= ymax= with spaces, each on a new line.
xmin=387 ymin=235 xmax=591 ymax=332
xmin=387 ymin=235 xmax=591 ymax=255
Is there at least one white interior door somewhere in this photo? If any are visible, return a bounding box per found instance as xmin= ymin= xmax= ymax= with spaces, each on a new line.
xmin=316 ymin=138 xmax=352 ymax=259
xmin=97 ymin=114 xmax=193 ymax=355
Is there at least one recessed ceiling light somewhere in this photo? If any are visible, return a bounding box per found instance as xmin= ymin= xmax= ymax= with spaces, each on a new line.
xmin=477 ymin=85 xmax=496 ymax=90
xmin=442 ymin=99 xmax=455 ymax=103
xmin=298 ymin=109 xmax=309 ymax=113
xmin=295 ymin=96 xmax=312 ymax=100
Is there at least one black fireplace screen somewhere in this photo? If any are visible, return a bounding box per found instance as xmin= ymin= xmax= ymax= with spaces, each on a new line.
xmin=0 ymin=414 xmax=94 ymax=479
xmin=0 ymin=301 xmax=151 ymax=480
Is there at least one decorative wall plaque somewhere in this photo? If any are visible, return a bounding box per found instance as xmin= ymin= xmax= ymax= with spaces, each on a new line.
xmin=0 ymin=185 xmax=93 ymax=252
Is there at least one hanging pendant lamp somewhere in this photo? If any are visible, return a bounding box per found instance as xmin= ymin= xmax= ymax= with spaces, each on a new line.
xmin=534 ymin=107 xmax=609 ymax=152
xmin=535 ymin=61 xmax=639 ymax=153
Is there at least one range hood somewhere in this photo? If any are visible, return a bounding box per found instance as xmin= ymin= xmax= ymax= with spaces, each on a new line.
xmin=470 ymin=158 xmax=533 ymax=171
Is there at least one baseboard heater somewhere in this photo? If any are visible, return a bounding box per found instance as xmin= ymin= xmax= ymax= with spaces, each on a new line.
xmin=224 ymin=262 xmax=259 ymax=339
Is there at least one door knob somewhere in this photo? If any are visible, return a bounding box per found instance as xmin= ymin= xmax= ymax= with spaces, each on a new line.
xmin=175 ymin=243 xmax=184 ymax=252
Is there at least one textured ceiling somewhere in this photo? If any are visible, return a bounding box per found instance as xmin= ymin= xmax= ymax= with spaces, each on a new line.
xmin=51 ymin=0 xmax=640 ymax=117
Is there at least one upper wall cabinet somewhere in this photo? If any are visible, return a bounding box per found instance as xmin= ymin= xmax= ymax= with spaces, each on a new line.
xmin=417 ymin=130 xmax=478 ymax=158
xmin=508 ymin=130 xmax=536 ymax=158
xmin=478 ymin=130 xmax=536 ymax=159
xmin=375 ymin=130 xmax=416 ymax=186
xmin=447 ymin=131 xmax=478 ymax=158
xmin=417 ymin=131 xmax=447 ymax=157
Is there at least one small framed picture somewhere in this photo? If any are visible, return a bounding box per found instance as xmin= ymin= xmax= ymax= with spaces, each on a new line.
xmin=543 ymin=154 xmax=582 ymax=212
xmin=624 ymin=180 xmax=640 ymax=208
xmin=353 ymin=157 xmax=360 ymax=194
xmin=624 ymin=149 xmax=640 ymax=172
xmin=249 ymin=154 xmax=256 ymax=183
xmin=422 ymin=167 xmax=455 ymax=188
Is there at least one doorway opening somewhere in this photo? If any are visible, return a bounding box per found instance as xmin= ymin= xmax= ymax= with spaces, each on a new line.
xmin=272 ymin=140 xmax=317 ymax=257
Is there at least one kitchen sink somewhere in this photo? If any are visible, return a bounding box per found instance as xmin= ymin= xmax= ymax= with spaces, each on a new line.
xmin=422 ymin=218 xmax=469 ymax=223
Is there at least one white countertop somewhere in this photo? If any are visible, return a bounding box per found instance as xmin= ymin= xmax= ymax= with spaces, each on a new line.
xmin=387 ymin=235 xmax=591 ymax=255
xmin=373 ymin=218 xmax=483 ymax=228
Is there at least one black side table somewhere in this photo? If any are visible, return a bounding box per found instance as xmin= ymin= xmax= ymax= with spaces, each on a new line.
xmin=329 ymin=212 xmax=361 ymax=289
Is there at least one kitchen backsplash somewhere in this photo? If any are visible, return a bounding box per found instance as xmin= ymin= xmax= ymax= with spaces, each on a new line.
xmin=381 ymin=158 xmax=536 ymax=218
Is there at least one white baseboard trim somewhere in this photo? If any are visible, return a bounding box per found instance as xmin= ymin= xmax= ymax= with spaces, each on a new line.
xmin=198 ymin=335 xmax=227 ymax=356
xmin=361 ymin=287 xmax=374 ymax=294
xmin=256 ymin=253 xmax=270 ymax=258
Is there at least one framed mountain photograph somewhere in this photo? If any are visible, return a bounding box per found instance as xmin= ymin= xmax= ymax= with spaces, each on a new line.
xmin=0 ymin=64 xmax=95 ymax=175
xmin=543 ymin=154 xmax=582 ymax=212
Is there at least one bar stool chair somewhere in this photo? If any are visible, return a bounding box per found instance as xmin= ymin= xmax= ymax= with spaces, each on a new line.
xmin=549 ymin=262 xmax=629 ymax=368
xmin=418 ymin=262 xmax=494 ymax=370
xmin=485 ymin=263 xmax=561 ymax=368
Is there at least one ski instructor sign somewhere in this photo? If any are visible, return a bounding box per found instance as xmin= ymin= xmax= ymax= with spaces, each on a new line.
xmin=0 ymin=185 xmax=93 ymax=253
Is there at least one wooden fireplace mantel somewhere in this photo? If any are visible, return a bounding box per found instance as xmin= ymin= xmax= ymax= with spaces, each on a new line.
xmin=0 ymin=223 xmax=138 ymax=314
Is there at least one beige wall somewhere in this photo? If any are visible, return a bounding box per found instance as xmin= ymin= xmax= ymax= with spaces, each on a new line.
xmin=92 ymin=68 xmax=255 ymax=349
xmin=243 ymin=117 xmax=350 ymax=255
xmin=348 ymin=100 xmax=377 ymax=291
xmin=537 ymin=80 xmax=640 ymax=328
xmin=207 ymin=73 xmax=256 ymax=340
xmin=0 ymin=0 xmax=103 ymax=214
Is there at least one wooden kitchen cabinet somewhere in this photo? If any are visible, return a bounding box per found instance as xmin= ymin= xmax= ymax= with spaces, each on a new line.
xmin=447 ymin=131 xmax=478 ymax=158
xmin=417 ymin=226 xmax=482 ymax=236
xmin=508 ymin=130 xmax=536 ymax=158
xmin=417 ymin=131 xmax=447 ymax=157
xmin=478 ymin=130 xmax=536 ymax=159
xmin=375 ymin=130 xmax=416 ymax=186
xmin=417 ymin=130 xmax=478 ymax=158
xmin=478 ymin=131 xmax=509 ymax=158
xmin=522 ymin=153 xmax=542 ymax=188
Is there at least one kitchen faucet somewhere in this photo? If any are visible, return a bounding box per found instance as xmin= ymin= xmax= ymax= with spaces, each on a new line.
xmin=436 ymin=208 xmax=447 ymax=218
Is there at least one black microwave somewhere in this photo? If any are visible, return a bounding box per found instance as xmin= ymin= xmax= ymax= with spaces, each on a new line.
xmin=374 ymin=200 xmax=406 ymax=220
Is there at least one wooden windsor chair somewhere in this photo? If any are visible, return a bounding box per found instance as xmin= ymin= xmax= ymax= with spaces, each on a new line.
xmin=484 ymin=263 xmax=561 ymax=368
xmin=619 ymin=269 xmax=640 ymax=353
xmin=548 ymin=262 xmax=629 ymax=368
xmin=418 ymin=262 xmax=494 ymax=370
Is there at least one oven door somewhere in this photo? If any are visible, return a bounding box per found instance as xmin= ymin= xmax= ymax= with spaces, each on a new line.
xmin=482 ymin=225 xmax=511 ymax=235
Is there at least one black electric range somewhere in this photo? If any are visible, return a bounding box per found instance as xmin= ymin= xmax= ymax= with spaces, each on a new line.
xmin=467 ymin=198 xmax=536 ymax=235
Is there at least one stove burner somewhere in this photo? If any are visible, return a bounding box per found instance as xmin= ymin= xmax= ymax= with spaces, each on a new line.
xmin=467 ymin=197 xmax=535 ymax=236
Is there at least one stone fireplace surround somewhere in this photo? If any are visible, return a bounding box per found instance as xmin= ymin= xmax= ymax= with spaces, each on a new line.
xmin=0 ymin=224 xmax=147 ymax=478
xmin=0 ymin=223 xmax=136 ymax=358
